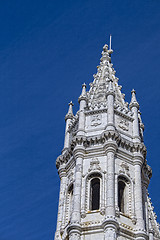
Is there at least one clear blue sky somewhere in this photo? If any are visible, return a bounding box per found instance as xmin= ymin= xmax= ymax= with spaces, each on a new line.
xmin=0 ymin=1 xmax=160 ymax=239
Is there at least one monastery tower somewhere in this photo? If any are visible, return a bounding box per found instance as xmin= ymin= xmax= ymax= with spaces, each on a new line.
xmin=55 ymin=40 xmax=160 ymax=240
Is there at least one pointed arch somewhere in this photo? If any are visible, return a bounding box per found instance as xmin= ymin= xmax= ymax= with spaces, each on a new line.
xmin=85 ymin=171 xmax=102 ymax=212
xmin=118 ymin=175 xmax=131 ymax=215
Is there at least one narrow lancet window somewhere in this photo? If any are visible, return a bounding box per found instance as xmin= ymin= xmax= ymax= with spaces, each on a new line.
xmin=118 ymin=180 xmax=126 ymax=213
xmin=68 ymin=184 xmax=73 ymax=221
xmin=90 ymin=178 xmax=100 ymax=210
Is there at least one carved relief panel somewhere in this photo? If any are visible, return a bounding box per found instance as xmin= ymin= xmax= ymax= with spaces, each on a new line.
xmin=85 ymin=112 xmax=107 ymax=132
xmin=115 ymin=115 xmax=133 ymax=137
xmin=91 ymin=114 xmax=102 ymax=127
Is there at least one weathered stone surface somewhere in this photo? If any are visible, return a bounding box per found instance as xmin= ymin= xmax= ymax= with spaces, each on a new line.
xmin=55 ymin=43 xmax=160 ymax=240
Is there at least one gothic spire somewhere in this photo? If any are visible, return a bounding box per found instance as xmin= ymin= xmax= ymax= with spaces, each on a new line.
xmin=78 ymin=83 xmax=87 ymax=102
xmin=88 ymin=39 xmax=127 ymax=110
xmin=129 ymin=89 xmax=139 ymax=109
xmin=65 ymin=101 xmax=74 ymax=121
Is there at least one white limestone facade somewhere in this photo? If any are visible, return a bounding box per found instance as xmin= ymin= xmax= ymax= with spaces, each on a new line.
xmin=55 ymin=43 xmax=160 ymax=240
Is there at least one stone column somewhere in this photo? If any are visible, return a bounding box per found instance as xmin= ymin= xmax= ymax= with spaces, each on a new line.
xmin=67 ymin=225 xmax=81 ymax=240
xmin=106 ymin=145 xmax=116 ymax=216
xmin=134 ymin=153 xmax=146 ymax=239
xmin=104 ymin=224 xmax=118 ymax=240
xmin=106 ymin=80 xmax=115 ymax=131
xmin=134 ymin=163 xmax=144 ymax=228
xmin=71 ymin=154 xmax=83 ymax=223
xmin=68 ymin=146 xmax=84 ymax=240
xmin=149 ymin=231 xmax=154 ymax=240
xmin=55 ymin=166 xmax=67 ymax=240
xmin=149 ymin=219 xmax=154 ymax=240
xmin=103 ymin=141 xmax=118 ymax=240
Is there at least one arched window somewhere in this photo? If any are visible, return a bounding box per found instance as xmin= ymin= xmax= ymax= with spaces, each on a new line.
xmin=67 ymin=184 xmax=73 ymax=222
xmin=90 ymin=178 xmax=100 ymax=210
xmin=118 ymin=180 xmax=126 ymax=213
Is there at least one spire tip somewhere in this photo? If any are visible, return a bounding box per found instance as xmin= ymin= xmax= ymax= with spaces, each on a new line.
xmin=109 ymin=34 xmax=112 ymax=50
xmin=108 ymin=34 xmax=113 ymax=54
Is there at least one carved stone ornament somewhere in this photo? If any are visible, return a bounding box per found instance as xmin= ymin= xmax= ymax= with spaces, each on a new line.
xmin=118 ymin=118 xmax=129 ymax=131
xmin=88 ymin=158 xmax=101 ymax=172
xmin=91 ymin=114 xmax=102 ymax=127
xmin=68 ymin=171 xmax=74 ymax=185
xmin=119 ymin=162 xmax=130 ymax=177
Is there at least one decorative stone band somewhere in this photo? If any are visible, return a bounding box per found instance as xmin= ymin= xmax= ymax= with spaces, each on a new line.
xmin=67 ymin=223 xmax=82 ymax=239
xmin=102 ymin=215 xmax=119 ymax=226
xmin=103 ymin=141 xmax=118 ymax=154
xmin=134 ymin=229 xmax=148 ymax=240
xmin=118 ymin=224 xmax=147 ymax=239
xmin=129 ymin=101 xmax=139 ymax=110
xmin=78 ymin=95 xmax=87 ymax=103
xmin=65 ymin=112 xmax=74 ymax=121
xmin=56 ymin=130 xmax=147 ymax=170
xmin=72 ymin=145 xmax=85 ymax=159
xmin=133 ymin=151 xmax=145 ymax=166
xmin=106 ymin=89 xmax=115 ymax=97
xmin=102 ymin=216 xmax=119 ymax=236
xmin=58 ymin=166 xmax=66 ymax=179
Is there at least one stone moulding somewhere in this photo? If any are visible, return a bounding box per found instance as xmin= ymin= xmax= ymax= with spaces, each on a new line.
xmin=56 ymin=130 xmax=147 ymax=170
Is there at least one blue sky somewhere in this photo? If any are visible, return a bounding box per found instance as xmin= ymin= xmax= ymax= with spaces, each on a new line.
xmin=0 ymin=1 xmax=160 ymax=239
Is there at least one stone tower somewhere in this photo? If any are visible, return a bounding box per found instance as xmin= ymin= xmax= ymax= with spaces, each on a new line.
xmin=55 ymin=42 xmax=160 ymax=240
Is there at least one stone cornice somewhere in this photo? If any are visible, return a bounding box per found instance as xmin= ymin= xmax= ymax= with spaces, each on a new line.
xmin=73 ymin=145 xmax=85 ymax=158
xmin=85 ymin=108 xmax=108 ymax=116
xmin=58 ymin=167 xmax=66 ymax=178
xmin=67 ymin=223 xmax=82 ymax=235
xmin=129 ymin=101 xmax=139 ymax=110
xmin=102 ymin=216 xmax=119 ymax=230
xmin=84 ymin=107 xmax=134 ymax=123
xmin=56 ymin=149 xmax=73 ymax=170
xmin=56 ymin=130 xmax=147 ymax=170
xmin=114 ymin=108 xmax=134 ymax=121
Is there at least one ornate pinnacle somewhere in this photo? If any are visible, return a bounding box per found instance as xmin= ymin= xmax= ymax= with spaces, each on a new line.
xmin=106 ymin=79 xmax=115 ymax=97
xmin=129 ymin=89 xmax=139 ymax=109
xmin=108 ymin=80 xmax=114 ymax=91
xmin=78 ymin=83 xmax=87 ymax=103
xmin=65 ymin=101 xmax=74 ymax=121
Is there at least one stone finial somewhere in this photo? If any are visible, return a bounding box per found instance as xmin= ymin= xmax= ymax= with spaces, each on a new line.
xmin=129 ymin=89 xmax=139 ymax=109
xmin=108 ymin=79 xmax=113 ymax=91
xmin=65 ymin=101 xmax=74 ymax=121
xmin=106 ymin=80 xmax=115 ymax=97
xmin=78 ymin=83 xmax=87 ymax=103
xmin=82 ymin=83 xmax=87 ymax=96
